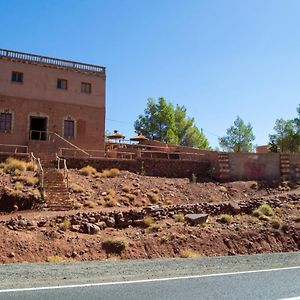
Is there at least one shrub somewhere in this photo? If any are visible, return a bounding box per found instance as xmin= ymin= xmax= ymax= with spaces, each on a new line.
xmin=102 ymin=237 xmax=128 ymax=254
xmin=109 ymin=168 xmax=121 ymax=177
xmin=271 ymin=218 xmax=282 ymax=229
xmin=74 ymin=201 xmax=83 ymax=209
xmin=107 ymin=189 xmax=116 ymax=197
xmin=174 ymin=213 xmax=185 ymax=223
xmin=26 ymin=161 xmax=37 ymax=172
xmin=218 ymin=214 xmax=233 ymax=224
xmin=19 ymin=175 xmax=39 ymax=186
xmin=59 ymin=219 xmax=71 ymax=231
xmin=147 ymin=192 xmax=159 ymax=203
xmin=79 ymin=165 xmax=97 ymax=176
xmin=3 ymin=158 xmax=26 ymax=174
xmin=106 ymin=198 xmax=117 ymax=207
xmin=180 ymin=249 xmax=201 ymax=258
xmin=0 ymin=162 xmax=5 ymax=169
xmin=69 ymin=183 xmax=84 ymax=193
xmin=125 ymin=193 xmax=136 ymax=202
xmin=253 ymin=203 xmax=274 ymax=220
xmin=47 ymin=256 xmax=65 ymax=263
xmin=15 ymin=181 xmax=24 ymax=190
xmin=84 ymin=200 xmax=97 ymax=208
xmin=143 ymin=215 xmax=154 ymax=227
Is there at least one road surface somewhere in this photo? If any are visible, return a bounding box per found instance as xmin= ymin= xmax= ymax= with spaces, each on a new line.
xmin=0 ymin=252 xmax=299 ymax=299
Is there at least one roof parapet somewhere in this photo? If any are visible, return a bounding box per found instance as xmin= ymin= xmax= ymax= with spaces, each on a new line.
xmin=0 ymin=48 xmax=105 ymax=75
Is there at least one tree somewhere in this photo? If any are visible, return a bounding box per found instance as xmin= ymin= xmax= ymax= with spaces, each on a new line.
xmin=174 ymin=105 xmax=209 ymax=148
xmin=134 ymin=97 xmax=209 ymax=149
xmin=269 ymin=117 xmax=300 ymax=153
xmin=219 ymin=116 xmax=255 ymax=152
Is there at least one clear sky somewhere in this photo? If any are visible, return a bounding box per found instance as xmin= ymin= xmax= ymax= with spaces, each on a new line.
xmin=1 ymin=0 xmax=300 ymax=148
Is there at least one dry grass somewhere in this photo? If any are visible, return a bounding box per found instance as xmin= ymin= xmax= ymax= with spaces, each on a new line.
xmin=102 ymin=237 xmax=128 ymax=254
xmin=271 ymin=218 xmax=282 ymax=229
xmin=125 ymin=193 xmax=136 ymax=201
xmin=69 ymin=183 xmax=84 ymax=193
xmin=84 ymin=200 xmax=97 ymax=208
xmin=79 ymin=165 xmax=97 ymax=176
xmin=174 ymin=213 xmax=185 ymax=223
xmin=18 ymin=175 xmax=39 ymax=186
xmin=218 ymin=214 xmax=233 ymax=224
xmin=59 ymin=219 xmax=71 ymax=231
xmin=106 ymin=198 xmax=117 ymax=207
xmin=180 ymin=249 xmax=201 ymax=258
xmin=253 ymin=203 xmax=274 ymax=220
xmin=147 ymin=192 xmax=159 ymax=203
xmin=14 ymin=181 xmax=24 ymax=190
xmin=143 ymin=215 xmax=154 ymax=227
xmin=30 ymin=189 xmax=41 ymax=199
xmin=74 ymin=201 xmax=83 ymax=209
xmin=47 ymin=256 xmax=65 ymax=263
xmin=3 ymin=158 xmax=27 ymax=174
xmin=107 ymin=189 xmax=116 ymax=197
xmin=26 ymin=161 xmax=37 ymax=171
xmin=100 ymin=168 xmax=121 ymax=178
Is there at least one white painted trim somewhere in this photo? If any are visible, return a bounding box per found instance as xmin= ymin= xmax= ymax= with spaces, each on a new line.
xmin=0 ymin=265 xmax=299 ymax=294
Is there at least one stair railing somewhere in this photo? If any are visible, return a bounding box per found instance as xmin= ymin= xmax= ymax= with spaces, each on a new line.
xmin=52 ymin=132 xmax=90 ymax=158
xmin=30 ymin=152 xmax=44 ymax=189
xmin=56 ymin=153 xmax=69 ymax=188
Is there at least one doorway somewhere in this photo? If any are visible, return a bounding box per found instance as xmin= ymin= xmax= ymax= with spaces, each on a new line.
xmin=30 ymin=116 xmax=48 ymax=140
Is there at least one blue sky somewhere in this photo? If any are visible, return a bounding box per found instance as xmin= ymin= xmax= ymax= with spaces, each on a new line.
xmin=1 ymin=0 xmax=300 ymax=148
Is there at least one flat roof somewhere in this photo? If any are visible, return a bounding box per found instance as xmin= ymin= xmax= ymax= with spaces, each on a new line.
xmin=0 ymin=48 xmax=105 ymax=75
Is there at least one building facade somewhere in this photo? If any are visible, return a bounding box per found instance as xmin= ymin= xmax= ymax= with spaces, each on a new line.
xmin=0 ymin=49 xmax=105 ymax=153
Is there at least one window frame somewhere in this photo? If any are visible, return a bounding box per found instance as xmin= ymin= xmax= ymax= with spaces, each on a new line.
xmin=57 ymin=78 xmax=68 ymax=90
xmin=11 ymin=71 xmax=23 ymax=83
xmin=0 ymin=112 xmax=13 ymax=133
xmin=63 ymin=119 xmax=75 ymax=139
xmin=81 ymin=82 xmax=92 ymax=94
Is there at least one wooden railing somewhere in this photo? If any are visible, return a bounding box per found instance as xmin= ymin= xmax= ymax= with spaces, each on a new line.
xmin=30 ymin=152 xmax=44 ymax=189
xmin=56 ymin=154 xmax=69 ymax=188
xmin=0 ymin=48 xmax=105 ymax=74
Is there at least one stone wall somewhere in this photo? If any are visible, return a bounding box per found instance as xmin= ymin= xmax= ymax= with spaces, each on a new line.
xmin=66 ymin=157 xmax=211 ymax=179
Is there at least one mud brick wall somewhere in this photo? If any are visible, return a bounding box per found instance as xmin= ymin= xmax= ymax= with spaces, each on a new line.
xmin=288 ymin=153 xmax=300 ymax=180
xmin=228 ymin=153 xmax=280 ymax=181
xmin=65 ymin=158 xmax=211 ymax=179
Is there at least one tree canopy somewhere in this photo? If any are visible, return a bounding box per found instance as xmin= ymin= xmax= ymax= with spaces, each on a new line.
xmin=219 ymin=116 xmax=255 ymax=152
xmin=269 ymin=105 xmax=300 ymax=152
xmin=134 ymin=97 xmax=209 ymax=149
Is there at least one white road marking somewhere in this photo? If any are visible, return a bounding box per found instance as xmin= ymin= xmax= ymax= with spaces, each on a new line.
xmin=0 ymin=265 xmax=299 ymax=293
xmin=279 ymin=297 xmax=300 ymax=300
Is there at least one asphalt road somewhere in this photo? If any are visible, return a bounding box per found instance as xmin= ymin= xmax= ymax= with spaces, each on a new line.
xmin=0 ymin=252 xmax=300 ymax=299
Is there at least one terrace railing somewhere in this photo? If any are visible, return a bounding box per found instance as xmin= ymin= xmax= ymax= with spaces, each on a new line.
xmin=0 ymin=48 xmax=105 ymax=74
xmin=0 ymin=144 xmax=29 ymax=156
xmin=56 ymin=153 xmax=69 ymax=188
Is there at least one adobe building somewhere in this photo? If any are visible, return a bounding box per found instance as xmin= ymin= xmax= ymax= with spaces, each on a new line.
xmin=0 ymin=48 xmax=105 ymax=156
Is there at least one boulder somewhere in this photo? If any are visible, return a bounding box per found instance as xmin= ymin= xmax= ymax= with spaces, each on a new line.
xmin=185 ymin=213 xmax=208 ymax=226
xmin=82 ymin=223 xmax=100 ymax=234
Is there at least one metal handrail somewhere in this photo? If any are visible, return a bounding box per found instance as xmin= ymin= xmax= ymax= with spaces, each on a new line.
xmin=30 ymin=152 xmax=44 ymax=189
xmin=56 ymin=153 xmax=69 ymax=188
xmin=0 ymin=48 xmax=105 ymax=74
xmin=53 ymin=132 xmax=91 ymax=157
xmin=0 ymin=143 xmax=28 ymax=154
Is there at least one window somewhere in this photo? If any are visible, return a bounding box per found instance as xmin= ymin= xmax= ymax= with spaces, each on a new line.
xmin=81 ymin=82 xmax=92 ymax=94
xmin=57 ymin=79 xmax=68 ymax=90
xmin=11 ymin=71 xmax=23 ymax=83
xmin=0 ymin=113 xmax=12 ymax=132
xmin=64 ymin=120 xmax=75 ymax=138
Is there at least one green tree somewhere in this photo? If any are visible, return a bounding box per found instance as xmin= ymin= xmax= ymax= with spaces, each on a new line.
xmin=134 ymin=97 xmax=209 ymax=148
xmin=269 ymin=118 xmax=299 ymax=152
xmin=174 ymin=105 xmax=209 ymax=148
xmin=219 ymin=116 xmax=255 ymax=152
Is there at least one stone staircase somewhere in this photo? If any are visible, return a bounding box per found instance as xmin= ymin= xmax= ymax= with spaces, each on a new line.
xmin=218 ymin=153 xmax=230 ymax=181
xmin=43 ymin=166 xmax=73 ymax=211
